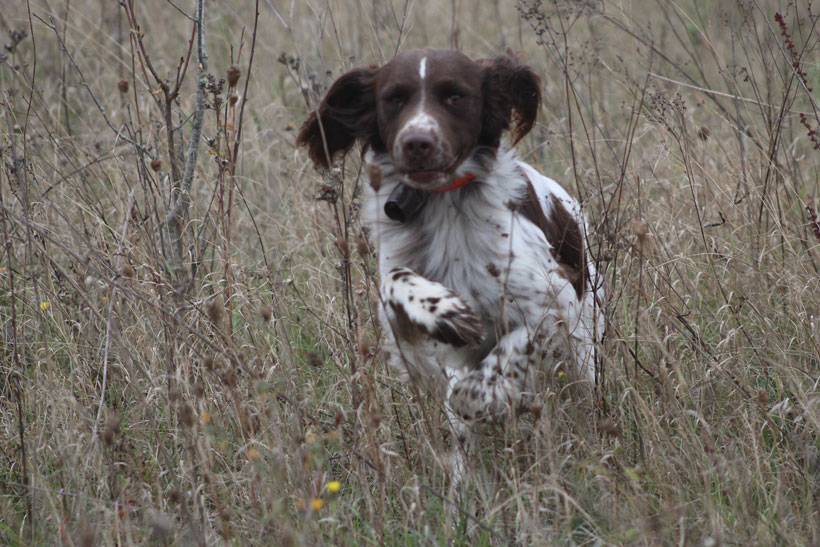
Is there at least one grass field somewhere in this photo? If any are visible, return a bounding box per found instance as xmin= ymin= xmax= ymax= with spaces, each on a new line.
xmin=1 ymin=0 xmax=820 ymax=544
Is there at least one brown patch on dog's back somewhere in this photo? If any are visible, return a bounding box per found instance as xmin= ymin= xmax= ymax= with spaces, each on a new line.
xmin=517 ymin=179 xmax=588 ymax=299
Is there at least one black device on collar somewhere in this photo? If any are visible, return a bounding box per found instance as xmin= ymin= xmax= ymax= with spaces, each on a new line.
xmin=384 ymin=184 xmax=427 ymax=223
xmin=384 ymin=173 xmax=477 ymax=222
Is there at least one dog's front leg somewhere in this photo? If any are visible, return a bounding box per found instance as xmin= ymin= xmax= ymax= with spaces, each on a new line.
xmin=381 ymin=267 xmax=484 ymax=347
xmin=381 ymin=267 xmax=484 ymax=483
xmin=448 ymin=327 xmax=542 ymax=423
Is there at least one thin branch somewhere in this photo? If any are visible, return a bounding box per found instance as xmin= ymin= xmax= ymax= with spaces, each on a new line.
xmin=166 ymin=0 xmax=207 ymax=264
xmin=647 ymin=71 xmax=814 ymax=116
xmin=230 ymin=0 xmax=259 ymax=170
xmin=123 ymin=1 xmax=183 ymax=187
xmin=172 ymin=21 xmax=197 ymax=97
xmin=90 ymin=191 xmax=135 ymax=450
xmin=729 ymin=3 xmax=751 ymax=210
xmin=19 ymin=2 xmax=37 ymax=538
xmin=164 ymin=0 xmax=196 ymax=21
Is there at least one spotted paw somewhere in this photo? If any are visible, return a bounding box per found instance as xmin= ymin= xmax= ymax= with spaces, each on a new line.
xmin=383 ymin=267 xmax=484 ymax=347
xmin=449 ymin=371 xmax=508 ymax=422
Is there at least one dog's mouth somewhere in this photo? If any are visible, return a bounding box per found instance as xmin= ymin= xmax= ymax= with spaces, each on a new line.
xmin=405 ymin=170 xmax=447 ymax=184
xmin=400 ymin=159 xmax=461 ymax=187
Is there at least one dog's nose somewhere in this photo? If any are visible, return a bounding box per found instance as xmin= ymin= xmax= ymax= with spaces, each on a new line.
xmin=401 ymin=133 xmax=435 ymax=162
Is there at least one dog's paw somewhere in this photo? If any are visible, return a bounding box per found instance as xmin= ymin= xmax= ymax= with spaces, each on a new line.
xmin=383 ymin=267 xmax=483 ymax=347
xmin=449 ymin=369 xmax=516 ymax=423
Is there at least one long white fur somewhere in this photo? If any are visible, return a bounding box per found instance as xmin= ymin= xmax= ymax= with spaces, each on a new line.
xmin=363 ymin=147 xmax=604 ymax=422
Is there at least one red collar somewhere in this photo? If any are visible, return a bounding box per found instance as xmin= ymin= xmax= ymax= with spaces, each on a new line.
xmin=429 ymin=173 xmax=476 ymax=194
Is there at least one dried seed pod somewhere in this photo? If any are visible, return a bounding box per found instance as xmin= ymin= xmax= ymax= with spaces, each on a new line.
xmin=356 ymin=235 xmax=369 ymax=259
xmin=527 ymin=404 xmax=543 ymax=421
xmin=631 ymin=220 xmax=649 ymax=248
xmin=220 ymin=368 xmax=236 ymax=388
xmin=599 ymin=418 xmax=621 ymax=438
xmin=227 ymin=64 xmax=241 ymax=88
xmin=117 ymin=79 xmax=129 ymax=93
xmin=260 ymin=304 xmax=272 ymax=322
xmin=206 ymin=296 xmax=224 ymax=325
xmin=367 ymin=163 xmax=383 ymax=191
xmin=150 ymin=159 xmax=162 ymax=172
xmin=101 ymin=413 xmax=122 ymax=446
xmin=358 ymin=337 xmax=373 ymax=358
xmin=335 ymin=237 xmax=349 ymax=258
xmin=180 ymin=404 xmax=195 ymax=428
xmin=307 ymin=352 xmax=323 ymax=367
xmin=167 ymin=489 xmax=182 ymax=505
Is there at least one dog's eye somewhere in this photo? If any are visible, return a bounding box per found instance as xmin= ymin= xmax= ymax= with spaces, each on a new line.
xmin=444 ymin=92 xmax=466 ymax=106
xmin=386 ymin=94 xmax=404 ymax=105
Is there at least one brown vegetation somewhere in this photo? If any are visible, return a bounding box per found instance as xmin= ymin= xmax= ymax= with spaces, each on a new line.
xmin=1 ymin=0 xmax=819 ymax=544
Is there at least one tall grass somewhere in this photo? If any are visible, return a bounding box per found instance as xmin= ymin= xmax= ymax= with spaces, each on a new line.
xmin=1 ymin=0 xmax=819 ymax=544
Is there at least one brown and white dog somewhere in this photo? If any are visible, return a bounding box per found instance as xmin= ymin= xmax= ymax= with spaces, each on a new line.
xmin=298 ymin=49 xmax=604 ymax=458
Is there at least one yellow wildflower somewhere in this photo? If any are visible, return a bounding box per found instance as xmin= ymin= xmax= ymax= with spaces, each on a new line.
xmin=39 ymin=301 xmax=50 ymax=311
xmin=311 ymin=498 xmax=324 ymax=511
xmin=326 ymin=481 xmax=341 ymax=493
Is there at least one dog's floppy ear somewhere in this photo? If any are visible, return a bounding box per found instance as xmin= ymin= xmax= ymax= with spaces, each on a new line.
xmin=479 ymin=55 xmax=541 ymax=148
xmin=297 ymin=67 xmax=379 ymax=169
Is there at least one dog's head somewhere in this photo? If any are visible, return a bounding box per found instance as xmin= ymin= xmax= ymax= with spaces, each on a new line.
xmin=297 ymin=49 xmax=541 ymax=191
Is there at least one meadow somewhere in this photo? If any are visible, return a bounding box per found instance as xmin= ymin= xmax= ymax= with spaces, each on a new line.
xmin=1 ymin=0 xmax=819 ymax=544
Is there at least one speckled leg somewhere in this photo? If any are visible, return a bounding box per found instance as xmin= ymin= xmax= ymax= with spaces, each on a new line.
xmin=445 ymin=369 xmax=474 ymax=486
xmin=381 ymin=267 xmax=484 ymax=347
xmin=448 ymin=328 xmax=537 ymax=423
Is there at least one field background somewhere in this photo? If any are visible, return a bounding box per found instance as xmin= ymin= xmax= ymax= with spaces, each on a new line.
xmin=1 ymin=0 xmax=820 ymax=544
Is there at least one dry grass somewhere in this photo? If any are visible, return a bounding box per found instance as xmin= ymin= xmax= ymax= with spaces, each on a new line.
xmin=1 ymin=0 xmax=819 ymax=544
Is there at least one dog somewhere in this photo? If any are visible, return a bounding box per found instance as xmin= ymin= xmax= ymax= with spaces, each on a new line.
xmin=297 ymin=49 xmax=604 ymax=458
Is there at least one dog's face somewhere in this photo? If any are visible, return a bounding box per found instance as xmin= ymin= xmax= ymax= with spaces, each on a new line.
xmin=297 ymin=49 xmax=541 ymax=191
xmin=375 ymin=50 xmax=484 ymax=186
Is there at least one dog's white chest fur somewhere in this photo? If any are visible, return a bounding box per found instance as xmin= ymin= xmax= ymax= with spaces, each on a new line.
xmin=363 ymin=149 xmax=600 ymax=402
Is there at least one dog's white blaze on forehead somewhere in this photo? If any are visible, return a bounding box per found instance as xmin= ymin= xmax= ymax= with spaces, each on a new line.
xmin=398 ymin=59 xmax=439 ymax=137
xmin=393 ymin=57 xmax=440 ymax=156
